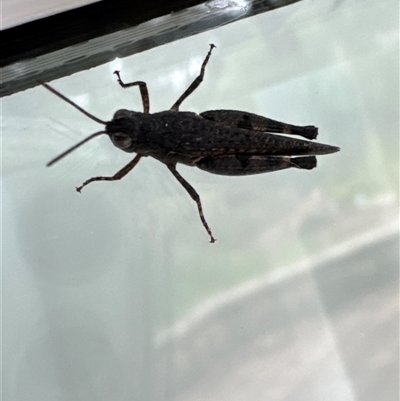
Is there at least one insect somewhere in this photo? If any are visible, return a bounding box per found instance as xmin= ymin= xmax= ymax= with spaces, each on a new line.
xmin=40 ymin=44 xmax=340 ymax=243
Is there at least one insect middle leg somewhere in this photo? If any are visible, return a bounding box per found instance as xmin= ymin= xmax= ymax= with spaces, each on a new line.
xmin=76 ymin=154 xmax=142 ymax=192
xmin=170 ymin=44 xmax=216 ymax=111
xmin=113 ymin=71 xmax=150 ymax=113
xmin=167 ymin=163 xmax=216 ymax=243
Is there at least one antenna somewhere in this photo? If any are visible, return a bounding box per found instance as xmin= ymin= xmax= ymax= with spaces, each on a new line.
xmin=47 ymin=131 xmax=106 ymax=166
xmin=39 ymin=80 xmax=109 ymax=166
xmin=39 ymin=81 xmax=107 ymax=125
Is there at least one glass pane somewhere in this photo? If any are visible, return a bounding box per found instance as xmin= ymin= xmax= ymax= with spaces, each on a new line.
xmin=3 ymin=0 xmax=399 ymax=400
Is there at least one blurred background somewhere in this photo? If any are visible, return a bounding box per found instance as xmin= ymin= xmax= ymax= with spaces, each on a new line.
xmin=2 ymin=0 xmax=399 ymax=400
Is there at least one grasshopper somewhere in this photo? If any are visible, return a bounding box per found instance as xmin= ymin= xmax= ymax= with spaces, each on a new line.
xmin=41 ymin=44 xmax=340 ymax=243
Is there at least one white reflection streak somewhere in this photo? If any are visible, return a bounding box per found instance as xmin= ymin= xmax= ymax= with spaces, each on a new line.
xmin=156 ymin=220 xmax=398 ymax=343
xmin=69 ymin=94 xmax=90 ymax=110
xmin=109 ymin=58 xmax=123 ymax=75
xmin=206 ymin=0 xmax=250 ymax=11
xmin=156 ymin=222 xmax=397 ymax=399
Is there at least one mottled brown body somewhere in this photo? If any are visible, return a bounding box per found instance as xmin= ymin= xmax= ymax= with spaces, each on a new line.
xmin=106 ymin=109 xmax=338 ymax=173
xmin=41 ymin=44 xmax=340 ymax=243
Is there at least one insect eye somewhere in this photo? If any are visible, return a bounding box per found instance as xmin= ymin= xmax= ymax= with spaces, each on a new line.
xmin=111 ymin=132 xmax=133 ymax=149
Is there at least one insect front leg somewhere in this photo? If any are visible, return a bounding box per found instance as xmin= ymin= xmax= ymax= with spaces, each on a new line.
xmin=76 ymin=154 xmax=142 ymax=192
xmin=167 ymin=163 xmax=216 ymax=243
xmin=170 ymin=44 xmax=216 ymax=111
xmin=113 ymin=71 xmax=150 ymax=113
